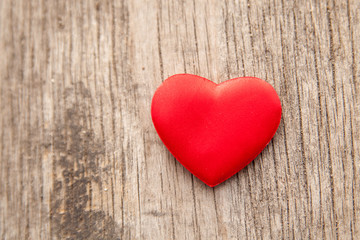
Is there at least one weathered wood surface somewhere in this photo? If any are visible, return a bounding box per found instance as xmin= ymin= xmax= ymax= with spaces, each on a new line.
xmin=0 ymin=0 xmax=359 ymax=239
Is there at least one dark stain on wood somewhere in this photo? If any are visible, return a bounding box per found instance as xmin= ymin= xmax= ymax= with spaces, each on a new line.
xmin=50 ymin=83 xmax=120 ymax=239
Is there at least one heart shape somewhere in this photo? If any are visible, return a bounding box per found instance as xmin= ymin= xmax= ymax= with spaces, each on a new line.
xmin=151 ymin=74 xmax=282 ymax=187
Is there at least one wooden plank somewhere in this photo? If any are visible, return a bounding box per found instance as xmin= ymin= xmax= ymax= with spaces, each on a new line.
xmin=0 ymin=0 xmax=359 ymax=239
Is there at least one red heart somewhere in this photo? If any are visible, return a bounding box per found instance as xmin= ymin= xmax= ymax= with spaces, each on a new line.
xmin=151 ymin=74 xmax=282 ymax=187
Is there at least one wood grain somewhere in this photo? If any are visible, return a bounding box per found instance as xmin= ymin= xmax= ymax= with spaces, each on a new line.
xmin=0 ymin=0 xmax=359 ymax=239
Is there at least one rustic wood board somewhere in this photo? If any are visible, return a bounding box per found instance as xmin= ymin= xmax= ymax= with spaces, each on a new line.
xmin=0 ymin=0 xmax=359 ymax=239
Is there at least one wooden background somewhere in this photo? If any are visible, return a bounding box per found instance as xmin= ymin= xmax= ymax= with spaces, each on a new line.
xmin=0 ymin=0 xmax=359 ymax=239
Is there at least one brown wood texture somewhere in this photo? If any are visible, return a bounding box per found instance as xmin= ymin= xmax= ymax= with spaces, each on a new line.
xmin=0 ymin=0 xmax=359 ymax=239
